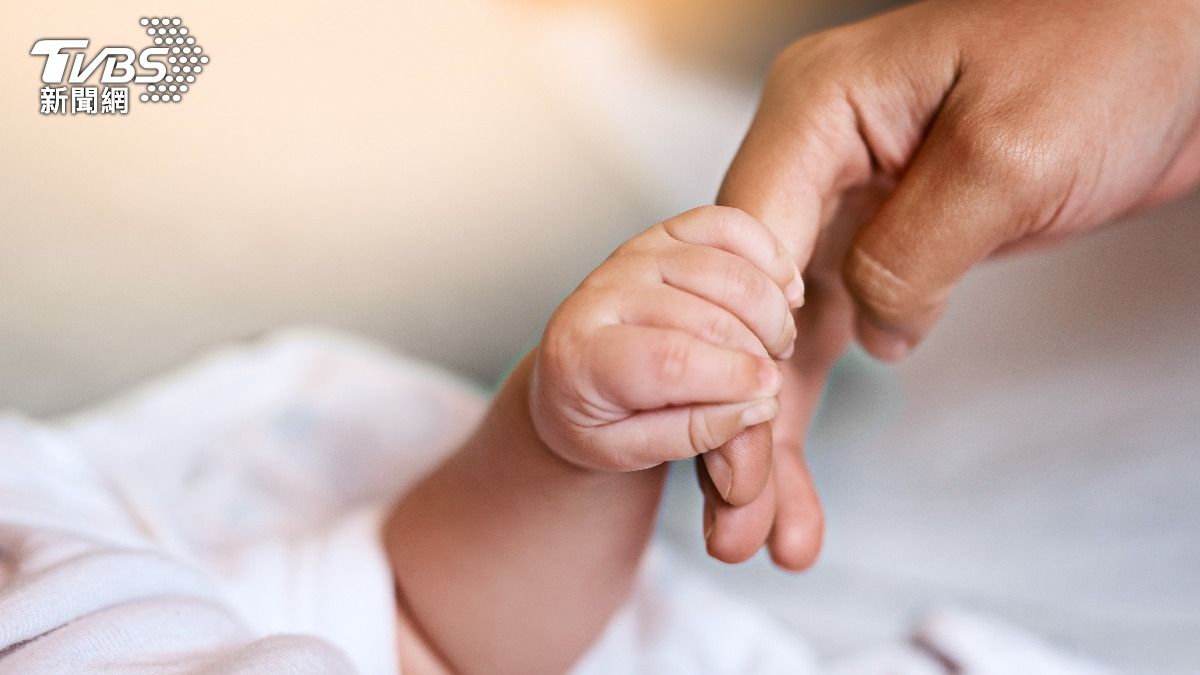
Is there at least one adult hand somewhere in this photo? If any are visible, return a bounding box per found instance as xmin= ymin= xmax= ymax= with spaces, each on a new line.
xmin=699 ymin=0 xmax=1200 ymax=568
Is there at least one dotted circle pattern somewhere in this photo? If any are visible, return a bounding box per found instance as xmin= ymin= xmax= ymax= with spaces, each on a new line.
xmin=138 ymin=17 xmax=208 ymax=104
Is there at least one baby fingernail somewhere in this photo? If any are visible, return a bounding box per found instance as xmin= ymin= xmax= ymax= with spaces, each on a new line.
xmin=758 ymin=361 xmax=782 ymax=394
xmin=776 ymin=317 xmax=798 ymax=360
xmin=741 ymin=399 xmax=779 ymax=427
xmin=785 ymin=274 xmax=805 ymax=307
xmin=705 ymin=452 xmax=733 ymax=502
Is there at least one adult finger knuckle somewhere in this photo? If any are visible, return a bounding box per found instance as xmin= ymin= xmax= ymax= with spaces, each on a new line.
xmin=843 ymin=245 xmax=932 ymax=327
xmin=943 ymin=110 xmax=1063 ymax=197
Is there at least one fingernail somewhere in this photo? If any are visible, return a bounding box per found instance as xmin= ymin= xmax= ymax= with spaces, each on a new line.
xmin=876 ymin=335 xmax=911 ymax=361
xmin=774 ymin=314 xmax=797 ymax=361
xmin=705 ymin=451 xmax=733 ymax=502
xmin=758 ymin=360 xmax=782 ymax=394
xmin=784 ymin=273 xmax=805 ymax=307
xmin=740 ymin=398 xmax=779 ymax=427
xmin=856 ymin=317 xmax=912 ymax=362
xmin=777 ymin=317 xmax=797 ymax=360
xmin=864 ymin=324 xmax=907 ymax=360
xmin=703 ymin=501 xmax=715 ymax=541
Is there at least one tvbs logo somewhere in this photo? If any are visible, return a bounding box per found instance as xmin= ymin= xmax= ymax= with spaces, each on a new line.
xmin=31 ymin=40 xmax=169 ymax=85
xmin=31 ymin=17 xmax=208 ymax=114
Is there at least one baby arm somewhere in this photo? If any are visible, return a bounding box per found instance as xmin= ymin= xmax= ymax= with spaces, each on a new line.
xmin=383 ymin=206 xmax=803 ymax=675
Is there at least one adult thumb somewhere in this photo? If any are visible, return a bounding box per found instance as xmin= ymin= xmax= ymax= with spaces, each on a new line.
xmin=844 ymin=104 xmax=1048 ymax=361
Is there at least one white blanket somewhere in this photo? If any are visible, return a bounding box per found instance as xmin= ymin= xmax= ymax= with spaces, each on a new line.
xmin=0 ymin=329 xmax=1114 ymax=674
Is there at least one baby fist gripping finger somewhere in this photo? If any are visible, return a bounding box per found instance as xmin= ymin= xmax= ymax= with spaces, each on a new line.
xmin=534 ymin=323 xmax=783 ymax=471
xmin=654 ymin=207 xmax=805 ymax=504
xmin=531 ymin=207 xmax=801 ymax=474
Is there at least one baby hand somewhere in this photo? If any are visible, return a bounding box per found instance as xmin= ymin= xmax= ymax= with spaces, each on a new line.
xmin=530 ymin=206 xmax=804 ymax=474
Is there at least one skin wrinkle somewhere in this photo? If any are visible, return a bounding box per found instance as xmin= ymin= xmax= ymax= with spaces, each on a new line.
xmin=543 ymin=331 xmax=631 ymax=464
xmin=842 ymin=39 xmax=955 ymax=182
xmin=847 ymin=245 xmax=947 ymax=323
xmin=989 ymin=124 xmax=1064 ymax=236
xmin=688 ymin=405 xmax=715 ymax=456
xmin=844 ymin=87 xmax=884 ymax=177
xmin=1144 ymin=120 xmax=1200 ymax=209
xmin=771 ymin=39 xmax=869 ymax=187
xmin=1041 ymin=159 xmax=1083 ymax=241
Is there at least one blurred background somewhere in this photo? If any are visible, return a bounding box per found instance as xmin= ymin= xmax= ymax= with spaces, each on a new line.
xmin=0 ymin=0 xmax=898 ymax=414
xmin=2 ymin=0 xmax=1197 ymax=672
